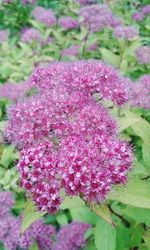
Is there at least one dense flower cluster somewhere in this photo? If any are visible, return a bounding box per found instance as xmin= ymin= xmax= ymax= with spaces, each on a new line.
xmin=52 ymin=222 xmax=90 ymax=250
xmin=0 ymin=80 xmax=33 ymax=101
xmin=0 ymin=30 xmax=9 ymax=43
xmin=131 ymin=75 xmax=150 ymax=109
xmin=31 ymin=6 xmax=56 ymax=27
xmin=142 ymin=4 xmax=150 ymax=15
xmin=113 ymin=25 xmax=138 ymax=40
xmin=79 ymin=4 xmax=121 ymax=33
xmin=132 ymin=4 xmax=150 ymax=21
xmin=21 ymin=28 xmax=41 ymax=43
xmin=0 ymin=192 xmax=90 ymax=250
xmin=58 ymin=17 xmax=79 ymax=30
xmin=135 ymin=46 xmax=150 ymax=64
xmin=0 ymin=192 xmax=55 ymax=250
xmin=132 ymin=12 xmax=144 ymax=21
xmin=61 ymin=45 xmax=80 ymax=57
xmin=6 ymin=61 xmax=133 ymax=213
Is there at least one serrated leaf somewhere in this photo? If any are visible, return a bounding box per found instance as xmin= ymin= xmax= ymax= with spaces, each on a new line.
xmin=94 ymin=219 xmax=116 ymax=250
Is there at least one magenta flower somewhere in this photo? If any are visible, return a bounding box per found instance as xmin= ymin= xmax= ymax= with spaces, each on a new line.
xmin=21 ymin=28 xmax=41 ymax=43
xmin=52 ymin=222 xmax=90 ymax=250
xmin=130 ymin=75 xmax=150 ymax=109
xmin=132 ymin=12 xmax=144 ymax=21
xmin=142 ymin=4 xmax=150 ymax=15
xmin=79 ymin=4 xmax=121 ymax=33
xmin=61 ymin=45 xmax=80 ymax=57
xmin=58 ymin=17 xmax=79 ymax=30
xmin=31 ymin=6 xmax=56 ymax=27
xmin=114 ymin=25 xmax=138 ymax=40
xmin=6 ymin=61 xmax=133 ymax=213
xmin=0 ymin=30 xmax=9 ymax=43
xmin=135 ymin=46 xmax=150 ymax=64
xmin=87 ymin=41 xmax=98 ymax=51
xmin=0 ymin=81 xmax=33 ymax=101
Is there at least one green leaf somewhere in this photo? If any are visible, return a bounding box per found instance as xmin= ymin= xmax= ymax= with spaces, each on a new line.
xmin=94 ymin=219 xmax=116 ymax=250
xmin=70 ymin=206 xmax=98 ymax=225
xmin=100 ymin=48 xmax=120 ymax=67
xmin=123 ymin=207 xmax=150 ymax=226
xmin=29 ymin=241 xmax=38 ymax=250
xmin=21 ymin=199 xmax=46 ymax=234
xmin=108 ymin=179 xmax=150 ymax=209
xmin=91 ymin=203 xmax=113 ymax=226
xmin=60 ymin=196 xmax=85 ymax=209
xmin=118 ymin=110 xmax=141 ymax=132
xmin=131 ymin=119 xmax=150 ymax=146
xmin=56 ymin=213 xmax=68 ymax=226
xmin=142 ymin=143 xmax=150 ymax=168
xmin=0 ymin=146 xmax=17 ymax=168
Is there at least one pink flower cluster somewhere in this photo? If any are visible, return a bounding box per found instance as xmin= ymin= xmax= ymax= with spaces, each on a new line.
xmin=0 ymin=192 xmax=55 ymax=250
xmin=142 ymin=4 xmax=150 ymax=15
xmin=113 ymin=25 xmax=138 ymax=40
xmin=131 ymin=75 xmax=150 ymax=109
xmin=132 ymin=4 xmax=150 ymax=21
xmin=0 ymin=80 xmax=33 ymax=101
xmin=0 ymin=30 xmax=9 ymax=43
xmin=135 ymin=46 xmax=150 ymax=65
xmin=61 ymin=45 xmax=80 ymax=58
xmin=0 ymin=192 xmax=90 ymax=250
xmin=31 ymin=6 xmax=56 ymax=27
xmin=52 ymin=222 xmax=90 ymax=250
xmin=6 ymin=61 xmax=133 ymax=213
xmin=79 ymin=4 xmax=122 ymax=33
xmin=21 ymin=28 xmax=41 ymax=43
xmin=58 ymin=17 xmax=79 ymax=30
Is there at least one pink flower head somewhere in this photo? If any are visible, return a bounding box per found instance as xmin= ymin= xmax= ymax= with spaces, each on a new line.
xmin=79 ymin=4 xmax=121 ymax=32
xmin=114 ymin=25 xmax=138 ymax=40
xmin=0 ymin=192 xmax=14 ymax=216
xmin=21 ymin=28 xmax=41 ymax=43
xmin=0 ymin=192 xmax=55 ymax=250
xmin=61 ymin=45 xmax=80 ymax=57
xmin=52 ymin=222 xmax=90 ymax=250
xmin=135 ymin=46 xmax=150 ymax=64
xmin=87 ymin=41 xmax=98 ymax=51
xmin=58 ymin=17 xmax=79 ymax=30
xmin=0 ymin=30 xmax=9 ymax=43
xmin=131 ymin=74 xmax=150 ymax=109
xmin=6 ymin=61 xmax=133 ymax=213
xmin=0 ymin=81 xmax=33 ymax=101
xmin=132 ymin=12 xmax=144 ymax=21
xmin=32 ymin=6 xmax=56 ymax=26
xmin=142 ymin=4 xmax=150 ymax=15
